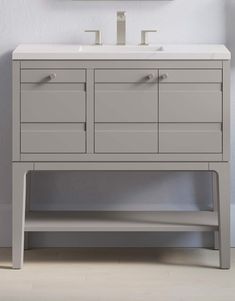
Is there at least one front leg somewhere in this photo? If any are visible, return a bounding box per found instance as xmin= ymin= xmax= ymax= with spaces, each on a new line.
xmin=12 ymin=163 xmax=33 ymax=269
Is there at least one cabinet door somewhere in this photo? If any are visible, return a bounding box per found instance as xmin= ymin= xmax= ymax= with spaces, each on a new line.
xmin=159 ymin=70 xmax=222 ymax=154
xmin=20 ymin=70 xmax=86 ymax=154
xmin=94 ymin=70 xmax=158 ymax=153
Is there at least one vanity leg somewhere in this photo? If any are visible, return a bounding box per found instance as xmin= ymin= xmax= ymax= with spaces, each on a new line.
xmin=212 ymin=172 xmax=219 ymax=250
xmin=12 ymin=163 xmax=33 ymax=269
xmin=24 ymin=172 xmax=32 ymax=250
xmin=210 ymin=163 xmax=230 ymax=269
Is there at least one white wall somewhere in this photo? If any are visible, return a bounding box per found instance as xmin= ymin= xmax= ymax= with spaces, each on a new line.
xmin=0 ymin=0 xmax=234 ymax=247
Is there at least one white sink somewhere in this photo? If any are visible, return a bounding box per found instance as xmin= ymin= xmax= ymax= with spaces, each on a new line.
xmin=78 ymin=45 xmax=164 ymax=53
xmin=13 ymin=44 xmax=231 ymax=60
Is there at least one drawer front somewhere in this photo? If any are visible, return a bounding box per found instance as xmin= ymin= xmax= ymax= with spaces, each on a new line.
xmin=95 ymin=69 xmax=158 ymax=83
xmin=21 ymin=124 xmax=86 ymax=153
xmin=95 ymin=123 xmax=158 ymax=153
xmin=95 ymin=84 xmax=158 ymax=122
xmin=159 ymin=84 xmax=222 ymax=122
xmin=21 ymin=84 xmax=86 ymax=123
xmin=21 ymin=69 xmax=86 ymax=83
xmin=159 ymin=123 xmax=222 ymax=153
xmin=159 ymin=69 xmax=222 ymax=83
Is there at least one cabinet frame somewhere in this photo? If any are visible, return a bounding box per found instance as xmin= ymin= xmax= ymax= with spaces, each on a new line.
xmin=12 ymin=59 xmax=231 ymax=269
xmin=13 ymin=60 xmax=229 ymax=162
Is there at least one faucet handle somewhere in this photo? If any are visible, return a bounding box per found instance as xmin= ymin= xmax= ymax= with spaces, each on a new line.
xmin=140 ymin=30 xmax=158 ymax=46
xmin=85 ymin=30 xmax=102 ymax=45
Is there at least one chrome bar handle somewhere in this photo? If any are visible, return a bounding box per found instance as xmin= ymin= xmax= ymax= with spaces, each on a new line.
xmin=85 ymin=30 xmax=102 ymax=45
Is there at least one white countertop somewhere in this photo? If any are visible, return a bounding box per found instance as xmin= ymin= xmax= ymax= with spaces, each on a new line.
xmin=13 ymin=44 xmax=231 ymax=60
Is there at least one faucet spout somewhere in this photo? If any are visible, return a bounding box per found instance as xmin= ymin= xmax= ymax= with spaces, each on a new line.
xmin=117 ymin=11 xmax=126 ymax=45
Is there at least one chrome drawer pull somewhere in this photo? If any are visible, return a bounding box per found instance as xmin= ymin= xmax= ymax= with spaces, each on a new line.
xmin=145 ymin=74 xmax=154 ymax=81
xmin=48 ymin=73 xmax=57 ymax=81
xmin=159 ymin=73 xmax=168 ymax=81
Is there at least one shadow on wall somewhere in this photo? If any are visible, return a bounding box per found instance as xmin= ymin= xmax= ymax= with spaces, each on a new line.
xmin=226 ymin=0 xmax=235 ymax=68
xmin=0 ymin=51 xmax=13 ymax=203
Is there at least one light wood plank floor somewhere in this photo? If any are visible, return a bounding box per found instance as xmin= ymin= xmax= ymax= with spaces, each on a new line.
xmin=0 ymin=248 xmax=235 ymax=301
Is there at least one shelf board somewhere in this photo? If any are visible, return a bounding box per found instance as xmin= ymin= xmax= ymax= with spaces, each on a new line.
xmin=25 ymin=211 xmax=218 ymax=232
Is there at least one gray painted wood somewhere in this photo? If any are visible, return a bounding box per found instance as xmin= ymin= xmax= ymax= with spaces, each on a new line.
xmin=24 ymin=171 xmax=32 ymax=250
xmin=12 ymin=58 xmax=230 ymax=269
xmin=86 ymin=69 xmax=95 ymax=153
xmin=212 ymin=172 xmax=219 ymax=250
xmin=21 ymin=84 xmax=86 ymax=122
xmin=21 ymin=123 xmax=86 ymax=153
xmin=159 ymin=84 xmax=222 ymax=122
xmin=95 ymin=84 xmax=158 ymax=122
xmin=222 ymin=61 xmax=231 ymax=161
xmin=95 ymin=69 xmax=158 ymax=83
xmin=21 ymin=69 xmax=86 ymax=83
xmin=20 ymin=153 xmax=223 ymax=162
xmin=209 ymin=162 xmax=230 ymax=269
xmin=95 ymin=123 xmax=158 ymax=153
xmin=21 ymin=60 xmax=222 ymax=69
xmin=24 ymin=211 xmax=218 ymax=232
xmin=159 ymin=69 xmax=222 ymax=83
xmin=12 ymin=162 xmax=34 ymax=269
xmin=12 ymin=61 xmax=21 ymax=161
xmin=34 ymin=162 xmax=209 ymax=171
xmin=159 ymin=123 xmax=222 ymax=153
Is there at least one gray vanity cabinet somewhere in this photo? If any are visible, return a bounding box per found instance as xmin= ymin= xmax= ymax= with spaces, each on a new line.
xmin=14 ymin=62 xmax=227 ymax=160
xmin=12 ymin=58 xmax=231 ymax=269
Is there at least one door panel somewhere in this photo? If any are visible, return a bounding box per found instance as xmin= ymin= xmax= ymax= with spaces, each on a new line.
xmin=21 ymin=84 xmax=86 ymax=123
xmin=159 ymin=123 xmax=222 ymax=153
xmin=21 ymin=123 xmax=86 ymax=153
xmin=95 ymin=123 xmax=158 ymax=153
xmin=95 ymin=83 xmax=157 ymax=122
xmin=159 ymin=84 xmax=222 ymax=122
xmin=95 ymin=69 xmax=158 ymax=83
xmin=21 ymin=69 xmax=86 ymax=83
xmin=159 ymin=69 xmax=222 ymax=83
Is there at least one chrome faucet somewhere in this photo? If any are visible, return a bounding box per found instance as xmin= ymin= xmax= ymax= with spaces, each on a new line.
xmin=117 ymin=11 xmax=126 ymax=45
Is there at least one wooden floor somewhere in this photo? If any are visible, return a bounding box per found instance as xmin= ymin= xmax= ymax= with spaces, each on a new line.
xmin=0 ymin=248 xmax=235 ymax=301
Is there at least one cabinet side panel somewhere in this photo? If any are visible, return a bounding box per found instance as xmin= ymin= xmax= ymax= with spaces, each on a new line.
xmin=86 ymin=69 xmax=95 ymax=153
xmin=222 ymin=60 xmax=230 ymax=161
xmin=12 ymin=61 xmax=21 ymax=161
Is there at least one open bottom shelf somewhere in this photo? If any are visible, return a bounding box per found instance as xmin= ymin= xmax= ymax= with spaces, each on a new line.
xmin=25 ymin=211 xmax=218 ymax=232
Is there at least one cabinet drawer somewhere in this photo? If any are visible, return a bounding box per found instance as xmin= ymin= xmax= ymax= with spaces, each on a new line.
xmin=95 ymin=84 xmax=158 ymax=122
xmin=159 ymin=84 xmax=222 ymax=122
xmin=21 ymin=124 xmax=86 ymax=153
xmin=95 ymin=69 xmax=157 ymax=83
xmin=95 ymin=123 xmax=158 ymax=153
xmin=159 ymin=123 xmax=222 ymax=153
xmin=21 ymin=69 xmax=86 ymax=83
xmin=159 ymin=70 xmax=222 ymax=83
xmin=21 ymin=84 xmax=86 ymax=123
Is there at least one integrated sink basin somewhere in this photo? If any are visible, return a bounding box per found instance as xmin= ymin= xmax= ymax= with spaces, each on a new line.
xmin=78 ymin=45 xmax=164 ymax=53
xmin=13 ymin=44 xmax=231 ymax=60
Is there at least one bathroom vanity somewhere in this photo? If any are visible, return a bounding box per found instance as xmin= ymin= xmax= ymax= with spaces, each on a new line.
xmin=12 ymin=44 xmax=231 ymax=269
